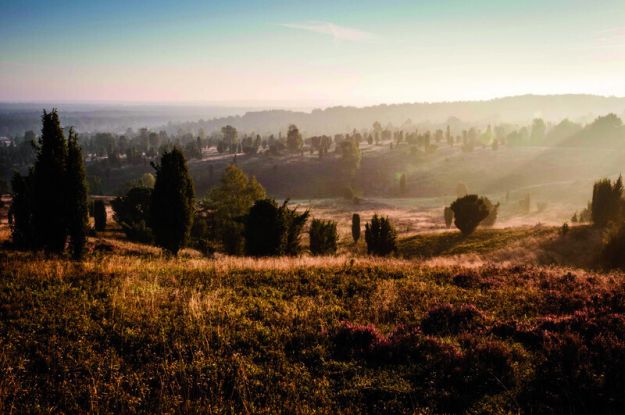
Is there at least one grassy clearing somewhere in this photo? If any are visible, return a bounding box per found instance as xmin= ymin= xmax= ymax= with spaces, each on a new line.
xmin=2 ymin=232 xmax=625 ymax=413
xmin=399 ymin=226 xmax=556 ymax=258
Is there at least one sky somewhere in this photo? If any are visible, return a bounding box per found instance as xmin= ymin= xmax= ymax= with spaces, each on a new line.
xmin=2 ymin=0 xmax=625 ymax=107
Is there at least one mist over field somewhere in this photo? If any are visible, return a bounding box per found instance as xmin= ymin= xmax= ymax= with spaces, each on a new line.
xmin=4 ymin=0 xmax=625 ymax=413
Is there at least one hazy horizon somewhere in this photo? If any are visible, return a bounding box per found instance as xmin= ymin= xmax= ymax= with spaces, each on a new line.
xmin=3 ymin=0 xmax=625 ymax=105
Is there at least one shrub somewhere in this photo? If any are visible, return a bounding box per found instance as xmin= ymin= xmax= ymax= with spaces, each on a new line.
xmin=450 ymin=195 xmax=490 ymax=235
xmin=206 ymin=164 xmax=266 ymax=254
xmin=309 ymin=219 xmax=338 ymax=255
xmin=150 ymin=148 xmax=195 ymax=255
xmin=111 ymin=187 xmax=153 ymax=243
xmin=351 ymin=213 xmax=360 ymax=243
xmin=421 ymin=303 xmax=486 ymax=335
xmin=283 ymin=202 xmax=310 ymax=256
xmin=364 ymin=214 xmax=397 ymax=256
xmin=443 ymin=206 xmax=453 ymax=228
xmin=480 ymin=197 xmax=499 ymax=227
xmin=66 ymin=129 xmax=89 ymax=260
xmin=93 ymin=200 xmax=107 ymax=232
xmin=330 ymin=321 xmax=387 ymax=360
xmin=9 ymin=172 xmax=35 ymax=248
xmin=591 ymin=176 xmax=623 ymax=227
xmin=244 ymin=199 xmax=309 ymax=257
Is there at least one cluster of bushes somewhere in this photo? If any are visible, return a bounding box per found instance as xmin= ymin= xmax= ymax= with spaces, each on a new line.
xmin=8 ymin=110 xmax=89 ymax=259
xmin=111 ymin=162 xmax=401 ymax=257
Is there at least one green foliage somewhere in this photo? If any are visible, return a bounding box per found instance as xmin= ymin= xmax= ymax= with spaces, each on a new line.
xmin=9 ymin=110 xmax=88 ymax=257
xmin=283 ymin=202 xmax=310 ymax=256
xmin=244 ymin=199 xmax=309 ymax=257
xmin=66 ymin=129 xmax=89 ymax=259
xmin=591 ymin=176 xmax=623 ymax=227
xmin=93 ymin=200 xmax=107 ymax=232
xmin=208 ymin=164 xmax=266 ymax=220
xmin=205 ymin=164 xmax=266 ymax=254
xmin=111 ymin=187 xmax=153 ymax=243
xmin=309 ymin=218 xmax=338 ymax=255
xmin=450 ymin=195 xmax=490 ymax=235
xmin=150 ymin=148 xmax=195 ymax=255
xmin=444 ymin=206 xmax=454 ymax=229
xmin=364 ymin=214 xmax=397 ymax=256
xmin=351 ymin=213 xmax=360 ymax=243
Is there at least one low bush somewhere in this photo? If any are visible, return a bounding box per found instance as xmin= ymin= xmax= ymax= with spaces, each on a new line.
xmin=309 ymin=219 xmax=338 ymax=255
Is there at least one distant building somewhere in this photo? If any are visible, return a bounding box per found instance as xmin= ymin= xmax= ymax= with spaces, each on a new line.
xmin=0 ymin=137 xmax=12 ymax=147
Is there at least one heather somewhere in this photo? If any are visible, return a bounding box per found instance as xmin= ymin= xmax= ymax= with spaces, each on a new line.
xmin=2 ymin=238 xmax=625 ymax=413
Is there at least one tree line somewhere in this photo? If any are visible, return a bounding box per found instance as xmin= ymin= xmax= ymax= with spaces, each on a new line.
xmin=8 ymin=111 xmax=400 ymax=258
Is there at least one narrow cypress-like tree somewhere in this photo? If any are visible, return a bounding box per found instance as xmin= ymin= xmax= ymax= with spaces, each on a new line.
xmin=351 ymin=213 xmax=360 ymax=244
xmin=66 ymin=128 xmax=89 ymax=259
xmin=9 ymin=171 xmax=35 ymax=248
xmin=93 ymin=200 xmax=107 ymax=232
xmin=32 ymin=110 xmax=68 ymax=252
xmin=150 ymin=148 xmax=195 ymax=255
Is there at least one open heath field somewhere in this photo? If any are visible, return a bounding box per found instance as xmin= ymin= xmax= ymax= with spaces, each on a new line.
xmin=2 ymin=228 xmax=625 ymax=414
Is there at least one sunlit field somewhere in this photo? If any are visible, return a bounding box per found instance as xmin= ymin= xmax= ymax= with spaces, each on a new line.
xmin=2 ymin=222 xmax=625 ymax=413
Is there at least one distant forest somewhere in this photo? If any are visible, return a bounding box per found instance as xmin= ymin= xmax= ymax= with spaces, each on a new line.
xmin=3 ymin=94 xmax=625 ymax=138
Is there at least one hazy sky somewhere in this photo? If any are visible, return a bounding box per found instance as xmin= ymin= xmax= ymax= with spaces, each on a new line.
xmin=2 ymin=0 xmax=625 ymax=106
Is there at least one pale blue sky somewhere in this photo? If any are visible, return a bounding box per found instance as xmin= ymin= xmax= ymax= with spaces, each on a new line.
xmin=2 ymin=0 xmax=625 ymax=105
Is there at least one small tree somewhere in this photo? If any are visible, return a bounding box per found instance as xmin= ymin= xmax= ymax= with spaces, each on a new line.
xmin=112 ymin=187 xmax=153 ymax=242
xmin=150 ymin=148 xmax=195 ymax=255
xmin=444 ymin=206 xmax=454 ymax=229
xmin=309 ymin=219 xmax=338 ymax=255
xmin=591 ymin=176 xmax=623 ymax=227
xmin=32 ymin=109 xmax=68 ymax=252
xmin=244 ymin=199 xmax=286 ymax=257
xmin=283 ymin=202 xmax=309 ymax=256
xmin=364 ymin=214 xmax=397 ymax=256
xmin=66 ymin=128 xmax=89 ymax=259
xmin=450 ymin=195 xmax=490 ymax=235
xmin=205 ymin=164 xmax=266 ymax=255
xmin=286 ymin=124 xmax=303 ymax=153
xmin=244 ymin=199 xmax=309 ymax=257
xmin=93 ymin=200 xmax=107 ymax=232
xmin=9 ymin=171 xmax=34 ymax=248
xmin=351 ymin=213 xmax=361 ymax=243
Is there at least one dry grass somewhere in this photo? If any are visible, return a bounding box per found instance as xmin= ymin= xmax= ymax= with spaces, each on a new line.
xmin=2 ymin=223 xmax=625 ymax=413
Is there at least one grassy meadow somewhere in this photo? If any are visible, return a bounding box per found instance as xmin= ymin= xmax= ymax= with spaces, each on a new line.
xmin=2 ymin=222 xmax=625 ymax=413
